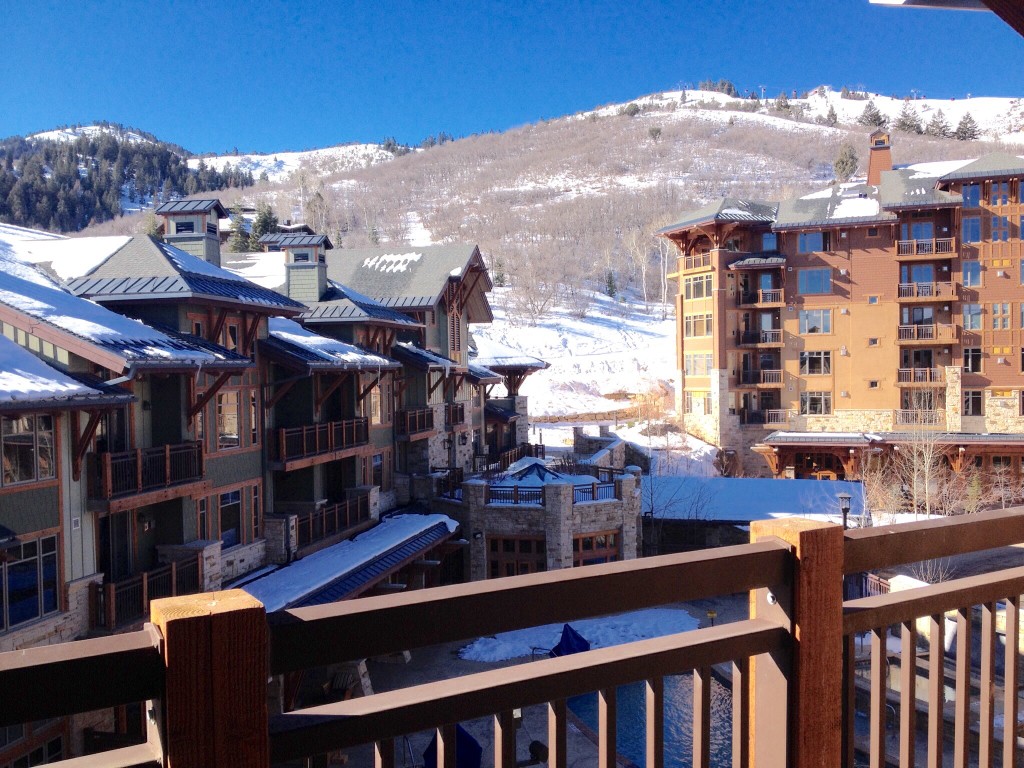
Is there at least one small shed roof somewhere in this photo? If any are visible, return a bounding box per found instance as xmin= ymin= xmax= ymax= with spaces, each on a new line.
xmin=156 ymin=199 xmax=229 ymax=218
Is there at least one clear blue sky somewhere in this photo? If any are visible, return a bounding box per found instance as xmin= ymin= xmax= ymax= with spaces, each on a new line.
xmin=3 ymin=0 xmax=1022 ymax=154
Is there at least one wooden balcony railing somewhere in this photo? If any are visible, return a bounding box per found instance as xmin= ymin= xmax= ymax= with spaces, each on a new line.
xmin=896 ymin=237 xmax=956 ymax=257
xmin=683 ymin=252 xmax=712 ymax=270
xmin=10 ymin=510 xmax=1024 ymax=768
xmin=897 ymin=367 xmax=944 ymax=384
xmin=445 ymin=402 xmax=465 ymax=427
xmin=895 ymin=408 xmax=946 ymax=427
xmin=275 ymin=418 xmax=368 ymax=463
xmin=737 ymin=288 xmax=783 ymax=306
xmin=90 ymin=441 xmax=204 ymax=501
xmin=897 ymin=281 xmax=956 ymax=300
xmin=89 ymin=554 xmax=202 ymax=631
xmin=738 ymin=329 xmax=783 ymax=346
xmin=484 ymin=485 xmax=543 ymax=505
xmin=764 ymin=408 xmax=791 ymax=425
xmin=739 ymin=368 xmax=783 ymax=385
xmin=897 ymin=323 xmax=958 ymax=343
xmin=396 ymin=407 xmax=435 ymax=436
xmin=295 ymin=494 xmax=371 ymax=549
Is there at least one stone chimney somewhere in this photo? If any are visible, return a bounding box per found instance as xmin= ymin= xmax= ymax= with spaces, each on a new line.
xmin=866 ymin=130 xmax=892 ymax=187
xmin=156 ymin=199 xmax=226 ymax=267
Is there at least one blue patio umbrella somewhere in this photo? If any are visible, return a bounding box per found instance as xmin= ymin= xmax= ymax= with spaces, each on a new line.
xmin=549 ymin=623 xmax=591 ymax=658
xmin=423 ymin=724 xmax=483 ymax=768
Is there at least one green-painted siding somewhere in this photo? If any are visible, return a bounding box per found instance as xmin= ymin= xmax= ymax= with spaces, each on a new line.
xmin=0 ymin=485 xmax=60 ymax=534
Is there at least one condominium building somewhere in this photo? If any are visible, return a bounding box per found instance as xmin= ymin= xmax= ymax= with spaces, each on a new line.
xmin=663 ymin=132 xmax=1024 ymax=478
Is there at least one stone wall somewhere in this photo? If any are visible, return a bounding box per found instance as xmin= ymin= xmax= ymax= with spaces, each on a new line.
xmin=945 ymin=365 xmax=962 ymax=433
xmin=263 ymin=516 xmax=294 ymax=564
xmin=220 ymin=539 xmax=266 ymax=583
xmin=0 ymin=574 xmax=101 ymax=653
xmin=984 ymin=391 xmax=1024 ymax=433
xmin=157 ymin=541 xmax=223 ymax=591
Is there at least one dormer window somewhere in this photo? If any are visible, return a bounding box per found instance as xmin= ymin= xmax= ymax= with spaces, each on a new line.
xmin=174 ymin=221 xmax=195 ymax=234
xmin=292 ymin=251 xmax=311 ymax=263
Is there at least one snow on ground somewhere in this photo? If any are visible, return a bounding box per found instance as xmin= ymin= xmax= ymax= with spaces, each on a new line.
xmin=189 ymin=143 xmax=395 ymax=183
xmin=242 ymin=514 xmax=458 ymax=612
xmin=473 ymin=288 xmax=676 ymax=418
xmin=459 ymin=607 xmax=700 ymax=662
xmin=28 ymin=124 xmax=154 ymax=145
xmin=405 ymin=212 xmax=434 ymax=246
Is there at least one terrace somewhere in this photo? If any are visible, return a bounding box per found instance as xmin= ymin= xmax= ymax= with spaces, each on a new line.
xmin=5 ymin=509 xmax=1024 ymax=768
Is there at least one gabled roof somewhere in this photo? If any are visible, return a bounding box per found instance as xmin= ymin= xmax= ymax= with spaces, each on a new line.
xmin=0 ymin=336 xmax=134 ymax=412
xmin=276 ymin=234 xmax=334 ymax=249
xmin=938 ymin=152 xmax=1024 ymax=182
xmin=261 ymin=317 xmax=400 ymax=373
xmin=65 ymin=236 xmax=304 ymax=313
xmin=879 ymin=168 xmax=962 ymax=210
xmin=300 ymin=283 xmax=422 ymax=327
xmin=156 ymin=199 xmax=229 ymax=218
xmin=324 ymin=244 xmax=493 ymax=322
xmin=774 ymin=183 xmax=896 ymax=230
xmin=657 ymin=199 xmax=777 ymax=235
xmin=392 ymin=342 xmax=463 ymax=372
xmin=0 ymin=249 xmax=243 ymax=372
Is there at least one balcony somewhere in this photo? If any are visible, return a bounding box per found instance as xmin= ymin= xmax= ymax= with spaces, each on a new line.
xmin=763 ymin=408 xmax=791 ymax=427
xmin=737 ymin=288 xmax=784 ymax=307
xmin=88 ymin=441 xmax=206 ymax=513
xmin=270 ymin=418 xmax=369 ymax=471
xmin=17 ymin=510 xmax=1024 ymax=768
xmin=896 ymin=323 xmax=958 ymax=344
xmin=474 ymin=443 xmax=546 ymax=472
xmin=897 ymin=368 xmax=945 ymax=386
xmin=682 ymin=252 xmax=712 ymax=271
xmin=295 ymin=494 xmax=372 ymax=550
xmin=895 ymin=408 xmax=946 ymax=428
xmin=445 ymin=402 xmax=466 ymax=428
xmin=897 ymin=282 xmax=956 ymax=302
xmin=89 ymin=554 xmax=202 ymax=631
xmin=396 ymin=407 xmax=436 ymax=439
xmin=739 ymin=369 xmax=783 ymax=387
xmin=737 ymin=329 xmax=783 ymax=347
xmin=895 ymin=237 xmax=956 ymax=260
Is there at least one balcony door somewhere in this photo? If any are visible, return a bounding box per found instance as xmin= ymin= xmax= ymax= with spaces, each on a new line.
xmin=758 ymin=272 xmax=775 ymax=291
xmin=902 ymin=350 xmax=933 ymax=369
xmin=758 ymin=312 xmax=775 ymax=332
xmin=98 ymin=511 xmax=133 ymax=582
xmin=902 ymin=307 xmax=934 ymax=326
xmin=900 ymin=264 xmax=934 ymax=284
xmin=901 ymin=221 xmax=934 ymax=241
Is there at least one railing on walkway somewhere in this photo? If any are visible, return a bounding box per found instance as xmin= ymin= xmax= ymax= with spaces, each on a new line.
xmin=739 ymin=329 xmax=783 ymax=345
xmin=10 ymin=510 xmax=1024 ymax=768
xmin=274 ymin=418 xmax=368 ymax=463
xmin=434 ymin=466 xmax=465 ymax=499
xmin=295 ymin=494 xmax=371 ymax=549
xmin=572 ymin=481 xmax=619 ymax=503
xmin=484 ymin=485 xmax=543 ymax=505
xmin=396 ymin=407 xmax=434 ymax=436
xmin=90 ymin=441 xmax=203 ymax=500
xmin=89 ymin=554 xmax=202 ymax=631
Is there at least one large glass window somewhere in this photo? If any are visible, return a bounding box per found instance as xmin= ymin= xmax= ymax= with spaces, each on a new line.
xmin=993 ymin=303 xmax=1010 ymax=330
xmin=962 ymin=261 xmax=981 ymax=287
xmin=1 ymin=415 xmax=54 ymax=487
xmin=683 ymin=314 xmax=713 ymax=337
xmin=962 ymin=183 xmax=981 ymax=208
xmin=799 ymin=391 xmax=832 ymax=415
xmin=799 ymin=351 xmax=832 ymax=375
xmin=219 ymin=490 xmax=242 ymax=549
xmin=797 ymin=232 xmax=828 ymax=253
xmin=963 ymin=348 xmax=982 ymax=373
xmin=992 ymin=215 xmax=1010 ymax=242
xmin=798 ymin=309 xmax=831 ymax=334
xmin=962 ymin=217 xmax=981 ymax=244
xmin=683 ymin=274 xmax=712 ymax=300
xmin=216 ymin=391 xmax=240 ymax=450
xmin=797 ymin=268 xmax=831 ymax=295
xmin=963 ymin=303 xmax=982 ymax=331
xmin=1 ymin=535 xmax=58 ymax=632
xmin=991 ymin=181 xmax=1010 ymax=206
xmin=762 ymin=233 xmax=778 ymax=251
xmin=963 ymin=390 xmax=983 ymax=416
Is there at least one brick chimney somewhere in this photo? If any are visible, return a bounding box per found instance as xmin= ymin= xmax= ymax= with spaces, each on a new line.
xmin=866 ymin=130 xmax=892 ymax=187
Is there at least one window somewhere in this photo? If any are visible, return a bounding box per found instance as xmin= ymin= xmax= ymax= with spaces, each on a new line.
xmin=216 ymin=391 xmax=240 ymax=449
xmin=250 ymin=392 xmax=258 ymax=445
xmin=573 ymin=531 xmax=620 ymax=567
xmin=867 ymin=337 xmax=879 ymax=346
xmin=219 ymin=490 xmax=242 ymax=548
xmin=1 ymin=535 xmax=58 ymax=632
xmin=684 ymin=391 xmax=710 ymax=415
xmin=993 ymin=303 xmax=1010 ymax=330
xmin=962 ymin=217 xmax=981 ymax=244
xmin=224 ymin=324 xmax=239 ymax=352
xmin=964 ymin=348 xmax=982 ymax=373
xmin=683 ymin=274 xmax=713 ymax=300
xmin=867 ymin=295 xmax=879 ymax=305
xmin=762 ymin=233 xmax=778 ymax=251
xmin=992 ymin=215 xmax=1010 ymax=242
xmin=369 ymin=387 xmax=382 ymax=424
xmin=488 ymin=536 xmax=546 ymax=578
xmin=797 ymin=268 xmax=831 ymax=295
xmin=372 ymin=453 xmax=383 ymax=488
xmin=963 ymin=390 xmax=983 ymax=416
xmin=991 ymin=181 xmax=1010 ymax=206
xmin=174 ymin=221 xmax=195 ymax=234
xmin=797 ymin=232 xmax=829 ymax=253
xmin=798 ymin=309 xmax=831 ymax=334
xmin=684 ymin=353 xmax=714 ymax=376
xmin=252 ymin=486 xmax=261 ymax=541
xmin=963 ymin=261 xmax=981 ymax=287
xmin=292 ymin=251 xmax=311 ymax=263
xmin=1 ymin=415 xmax=54 ymax=487
xmin=963 ymin=303 xmax=982 ymax=331
xmin=683 ymin=314 xmax=713 ymax=337
xmin=197 ymin=498 xmax=208 ymax=540
xmin=962 ymin=183 xmax=981 ymax=208
xmin=799 ymin=351 xmax=832 ymax=375
xmin=868 ymin=380 xmax=879 ymax=389
xmin=800 ymin=391 xmax=832 ymax=415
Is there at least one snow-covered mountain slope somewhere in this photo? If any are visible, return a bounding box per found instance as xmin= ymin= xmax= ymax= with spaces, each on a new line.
xmin=189 ymin=144 xmax=397 ymax=183
xmin=474 ymin=288 xmax=676 ymax=418
xmin=28 ymin=124 xmax=156 ymax=145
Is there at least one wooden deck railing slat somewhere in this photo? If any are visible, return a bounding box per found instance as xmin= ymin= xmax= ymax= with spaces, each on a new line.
xmin=953 ymin=608 xmax=971 ymax=768
xmin=693 ymin=666 xmax=710 ymax=768
xmin=646 ymin=676 xmax=665 ymax=768
xmin=868 ymin=628 xmax=886 ymax=768
xmin=598 ymin=687 xmax=616 ymax=768
xmin=732 ymin=656 xmax=749 ymax=768
xmin=55 ymin=742 xmax=162 ymax=768
xmin=548 ymin=699 xmax=567 ymax=768
xmin=979 ymin=601 xmax=996 ymax=768
xmin=899 ymin=621 xmax=917 ymax=768
xmin=927 ymin=614 xmax=945 ymax=768
xmin=268 ymin=541 xmax=791 ymax=674
xmin=0 ymin=626 xmax=163 ymax=727
xmin=1005 ymin=597 xmax=1020 ymax=768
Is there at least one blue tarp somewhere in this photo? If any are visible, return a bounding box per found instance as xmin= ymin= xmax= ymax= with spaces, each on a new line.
xmin=423 ymin=724 xmax=483 ymax=768
xmin=549 ymin=623 xmax=591 ymax=658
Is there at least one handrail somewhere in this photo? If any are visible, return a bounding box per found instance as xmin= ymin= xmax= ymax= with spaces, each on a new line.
xmin=897 ymin=281 xmax=955 ymax=299
xmin=267 ymin=539 xmax=791 ymax=674
xmin=276 ymin=418 xmax=368 ymax=462
xmin=267 ymin=620 xmax=787 ymax=763
xmin=294 ymin=495 xmax=371 ymax=548
xmin=396 ymin=407 xmax=434 ymax=435
xmin=897 ymin=367 xmax=943 ymax=383
xmin=93 ymin=441 xmax=203 ymax=500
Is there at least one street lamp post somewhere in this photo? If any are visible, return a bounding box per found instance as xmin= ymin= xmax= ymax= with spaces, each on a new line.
xmin=837 ymin=492 xmax=852 ymax=530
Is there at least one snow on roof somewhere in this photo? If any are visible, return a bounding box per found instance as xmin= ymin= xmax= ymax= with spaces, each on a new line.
xmin=266 ymin=317 xmax=398 ymax=368
xmin=0 ymin=336 xmax=115 ymax=405
xmin=472 ymin=336 xmax=548 ymax=370
xmin=0 ymin=223 xmax=66 ymax=242
xmin=361 ymin=252 xmax=423 ymax=273
xmin=904 ymin=158 xmax=975 ymax=180
xmin=222 ymin=250 xmax=286 ymax=289
xmin=157 ymin=240 xmax=246 ymax=282
xmin=8 ymin=236 xmax=131 ymax=280
xmin=241 ymin=513 xmax=458 ymax=612
xmin=394 ymin=342 xmax=460 ymax=372
xmin=495 ymin=457 xmax=609 ymax=487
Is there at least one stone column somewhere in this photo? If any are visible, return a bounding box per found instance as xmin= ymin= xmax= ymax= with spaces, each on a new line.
xmin=462 ymin=480 xmax=489 ymax=581
xmin=543 ymin=480 xmax=574 ymax=571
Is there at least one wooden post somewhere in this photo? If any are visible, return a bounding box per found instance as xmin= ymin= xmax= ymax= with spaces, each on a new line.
xmin=749 ymin=518 xmax=844 ymax=768
xmin=150 ymin=590 xmax=270 ymax=768
xmin=105 ymin=582 xmax=117 ymax=630
xmin=165 ymin=444 xmax=172 ymax=485
xmin=141 ymin=571 xmax=149 ymax=614
xmin=136 ymin=449 xmax=144 ymax=493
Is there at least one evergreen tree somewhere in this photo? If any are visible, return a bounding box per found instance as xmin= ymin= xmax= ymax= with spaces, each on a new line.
xmin=833 ymin=143 xmax=859 ymax=182
xmin=892 ymin=102 xmax=923 ymax=134
xmin=825 ymin=105 xmax=838 ymax=127
xmin=857 ymin=100 xmax=888 ymax=128
xmin=228 ymin=206 xmax=251 ymax=252
xmin=954 ymin=112 xmax=981 ymax=141
xmin=774 ymin=92 xmax=790 ymax=112
xmin=925 ymin=109 xmax=952 ymax=138
xmin=249 ymin=202 xmax=278 ymax=247
xmin=605 ymin=270 xmax=617 ymax=298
